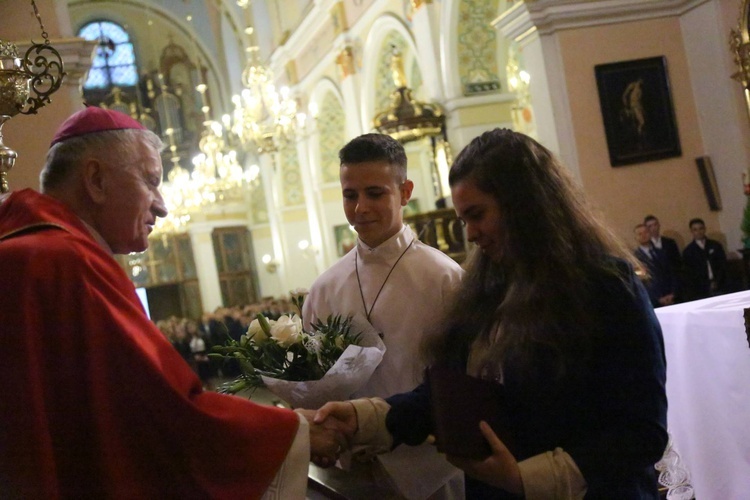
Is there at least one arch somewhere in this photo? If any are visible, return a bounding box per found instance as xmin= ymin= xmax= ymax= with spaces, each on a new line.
xmin=309 ymin=77 xmax=344 ymax=110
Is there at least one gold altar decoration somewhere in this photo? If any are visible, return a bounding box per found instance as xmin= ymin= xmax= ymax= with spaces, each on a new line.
xmin=730 ymin=0 xmax=750 ymax=124
xmin=373 ymin=45 xmax=444 ymax=143
xmin=373 ymin=45 xmax=452 ymax=203
xmin=0 ymin=0 xmax=66 ymax=192
xmin=731 ymin=0 xmax=750 ymax=122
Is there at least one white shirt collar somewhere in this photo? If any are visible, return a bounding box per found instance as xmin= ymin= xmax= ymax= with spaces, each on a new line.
xmin=356 ymin=225 xmax=415 ymax=261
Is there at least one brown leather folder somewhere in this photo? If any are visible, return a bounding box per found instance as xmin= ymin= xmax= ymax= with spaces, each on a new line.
xmin=427 ymin=364 xmax=515 ymax=459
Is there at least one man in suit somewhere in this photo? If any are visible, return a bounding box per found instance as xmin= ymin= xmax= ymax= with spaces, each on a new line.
xmin=644 ymin=215 xmax=681 ymax=271
xmin=682 ymin=218 xmax=728 ymax=301
xmin=634 ymin=223 xmax=676 ymax=307
xmin=644 ymin=214 xmax=682 ymax=302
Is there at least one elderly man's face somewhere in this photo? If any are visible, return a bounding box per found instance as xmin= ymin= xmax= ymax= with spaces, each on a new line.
xmin=97 ymin=137 xmax=167 ymax=253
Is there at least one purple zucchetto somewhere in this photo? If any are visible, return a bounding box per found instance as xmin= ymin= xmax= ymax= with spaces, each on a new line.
xmin=50 ymin=106 xmax=146 ymax=147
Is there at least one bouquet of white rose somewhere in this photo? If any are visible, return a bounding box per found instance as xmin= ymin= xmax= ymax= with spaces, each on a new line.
xmin=211 ymin=290 xmax=385 ymax=409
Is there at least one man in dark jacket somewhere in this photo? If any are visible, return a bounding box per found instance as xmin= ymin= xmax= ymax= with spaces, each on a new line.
xmin=644 ymin=215 xmax=682 ymax=297
xmin=682 ymin=218 xmax=727 ymax=300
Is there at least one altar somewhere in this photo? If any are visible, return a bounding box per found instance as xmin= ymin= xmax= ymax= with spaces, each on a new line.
xmin=655 ymin=291 xmax=750 ymax=499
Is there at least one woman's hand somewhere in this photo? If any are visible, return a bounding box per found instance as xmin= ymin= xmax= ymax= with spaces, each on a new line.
xmin=313 ymin=401 xmax=358 ymax=438
xmin=447 ymin=421 xmax=524 ymax=496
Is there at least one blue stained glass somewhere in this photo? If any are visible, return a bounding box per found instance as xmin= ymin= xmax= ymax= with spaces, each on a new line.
xmin=92 ymin=49 xmax=107 ymax=68
xmin=100 ymin=21 xmax=130 ymax=44
xmin=109 ymin=44 xmax=135 ymax=66
xmin=78 ymin=23 xmax=102 ymax=40
xmin=78 ymin=20 xmax=138 ymax=91
xmin=111 ymin=66 xmax=137 ymax=86
xmin=84 ymin=68 xmax=109 ymax=89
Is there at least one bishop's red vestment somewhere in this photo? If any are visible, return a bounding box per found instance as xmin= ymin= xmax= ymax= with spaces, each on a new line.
xmin=0 ymin=189 xmax=299 ymax=499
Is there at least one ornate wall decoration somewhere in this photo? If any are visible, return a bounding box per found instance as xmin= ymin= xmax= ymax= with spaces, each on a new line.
xmin=335 ymin=46 xmax=356 ymax=79
xmin=317 ymin=91 xmax=347 ymax=184
xmin=279 ymin=142 xmax=305 ymax=207
xmin=457 ymin=0 xmax=501 ymax=95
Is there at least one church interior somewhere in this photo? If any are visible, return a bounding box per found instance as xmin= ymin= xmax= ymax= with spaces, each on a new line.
xmin=3 ymin=0 xmax=749 ymax=316
xmin=3 ymin=0 xmax=750 ymax=497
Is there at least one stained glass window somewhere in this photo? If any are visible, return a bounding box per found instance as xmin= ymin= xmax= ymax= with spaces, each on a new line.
xmin=77 ymin=21 xmax=138 ymax=89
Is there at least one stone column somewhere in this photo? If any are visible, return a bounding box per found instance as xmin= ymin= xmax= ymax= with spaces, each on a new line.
xmin=335 ymin=44 xmax=365 ymax=139
xmin=259 ymin=151 xmax=290 ymax=291
xmin=410 ymin=0 xmax=445 ymax=101
xmin=188 ymin=222 xmax=223 ymax=312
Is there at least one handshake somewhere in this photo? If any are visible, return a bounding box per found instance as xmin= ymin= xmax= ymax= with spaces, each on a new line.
xmin=295 ymin=401 xmax=360 ymax=468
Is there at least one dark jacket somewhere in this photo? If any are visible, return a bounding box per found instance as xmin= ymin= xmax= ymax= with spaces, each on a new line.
xmin=682 ymin=238 xmax=727 ymax=300
xmin=635 ymin=246 xmax=676 ymax=307
xmin=385 ymin=261 xmax=668 ymax=499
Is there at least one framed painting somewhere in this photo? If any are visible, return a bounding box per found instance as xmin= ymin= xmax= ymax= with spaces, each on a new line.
xmin=334 ymin=224 xmax=357 ymax=257
xmin=695 ymin=156 xmax=722 ymax=211
xmin=595 ymin=56 xmax=682 ymax=166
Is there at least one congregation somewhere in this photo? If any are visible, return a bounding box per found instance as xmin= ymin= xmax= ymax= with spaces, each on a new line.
xmin=632 ymin=215 xmax=730 ymax=308
xmin=156 ymin=296 xmax=299 ymax=389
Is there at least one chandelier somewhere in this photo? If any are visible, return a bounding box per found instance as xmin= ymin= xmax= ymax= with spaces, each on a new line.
xmin=191 ymin=84 xmax=247 ymax=203
xmin=153 ymin=95 xmax=256 ymax=238
xmin=152 ymin=15 xmax=295 ymax=236
xmin=151 ymin=130 xmax=197 ymax=237
xmin=0 ymin=0 xmax=65 ymax=192
xmin=229 ymin=37 xmax=298 ymax=154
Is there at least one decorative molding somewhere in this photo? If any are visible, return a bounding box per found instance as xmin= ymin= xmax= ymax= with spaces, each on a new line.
xmin=443 ymin=92 xmax=516 ymax=114
xmin=493 ymin=0 xmax=709 ymax=41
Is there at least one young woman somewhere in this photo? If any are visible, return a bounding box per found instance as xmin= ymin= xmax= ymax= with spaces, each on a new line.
xmin=313 ymin=129 xmax=668 ymax=499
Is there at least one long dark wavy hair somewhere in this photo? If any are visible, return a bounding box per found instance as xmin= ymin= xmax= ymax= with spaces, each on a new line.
xmin=426 ymin=129 xmax=637 ymax=382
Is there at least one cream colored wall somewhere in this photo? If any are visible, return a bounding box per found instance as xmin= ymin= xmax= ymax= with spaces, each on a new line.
xmin=558 ymin=17 xmax=718 ymax=252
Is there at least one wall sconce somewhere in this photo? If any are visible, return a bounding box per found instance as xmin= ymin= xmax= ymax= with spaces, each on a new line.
xmin=297 ymin=239 xmax=319 ymax=258
xmin=262 ymin=253 xmax=279 ymax=273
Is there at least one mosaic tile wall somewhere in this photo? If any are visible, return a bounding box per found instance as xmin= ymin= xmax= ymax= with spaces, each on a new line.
xmin=279 ymin=142 xmax=305 ymax=207
xmin=457 ymin=0 xmax=501 ymax=95
xmin=317 ymin=91 xmax=347 ymax=184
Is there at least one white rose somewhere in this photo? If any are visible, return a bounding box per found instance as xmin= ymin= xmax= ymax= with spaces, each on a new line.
xmin=270 ymin=314 xmax=303 ymax=347
xmin=244 ymin=318 xmax=268 ymax=342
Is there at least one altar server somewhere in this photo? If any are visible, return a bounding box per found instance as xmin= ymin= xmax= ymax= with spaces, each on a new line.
xmin=0 ymin=107 xmax=343 ymax=499
xmin=303 ymin=133 xmax=465 ymax=499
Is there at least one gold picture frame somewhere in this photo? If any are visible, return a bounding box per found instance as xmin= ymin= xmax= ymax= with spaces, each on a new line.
xmin=731 ymin=0 xmax=750 ymax=120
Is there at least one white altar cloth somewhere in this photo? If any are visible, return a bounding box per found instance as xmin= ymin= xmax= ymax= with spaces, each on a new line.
xmin=655 ymin=291 xmax=750 ymax=500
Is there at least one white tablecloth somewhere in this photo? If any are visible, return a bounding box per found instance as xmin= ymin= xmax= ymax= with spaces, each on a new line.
xmin=656 ymin=291 xmax=750 ymax=500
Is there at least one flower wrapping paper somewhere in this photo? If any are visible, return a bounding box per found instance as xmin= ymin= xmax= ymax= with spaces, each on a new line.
xmin=261 ymin=313 xmax=386 ymax=409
